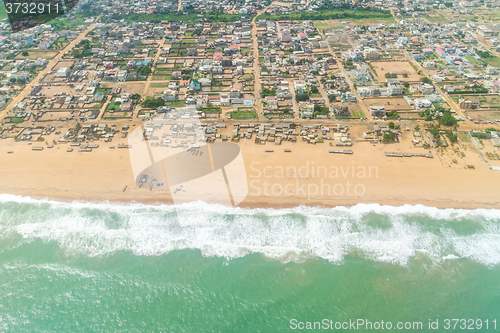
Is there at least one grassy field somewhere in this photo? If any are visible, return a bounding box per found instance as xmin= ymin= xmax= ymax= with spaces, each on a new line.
xmin=150 ymin=82 xmax=169 ymax=88
xmin=15 ymin=51 xmax=59 ymax=60
xmin=465 ymin=56 xmax=481 ymax=64
xmin=229 ymin=110 xmax=258 ymax=119
xmin=485 ymin=56 xmax=500 ymax=67
xmin=257 ymin=6 xmax=392 ymax=22
xmin=165 ymin=100 xmax=186 ymax=107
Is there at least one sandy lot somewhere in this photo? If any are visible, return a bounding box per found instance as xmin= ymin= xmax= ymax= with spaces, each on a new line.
xmin=364 ymin=97 xmax=412 ymax=111
xmin=52 ymin=61 xmax=75 ymax=70
xmin=372 ymin=61 xmax=421 ymax=82
xmin=0 ymin=120 xmax=499 ymax=209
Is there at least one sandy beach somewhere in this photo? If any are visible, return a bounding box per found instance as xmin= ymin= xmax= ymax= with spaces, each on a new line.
xmin=0 ymin=122 xmax=499 ymax=210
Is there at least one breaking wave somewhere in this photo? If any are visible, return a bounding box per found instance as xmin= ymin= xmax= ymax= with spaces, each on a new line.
xmin=1 ymin=194 xmax=499 ymax=266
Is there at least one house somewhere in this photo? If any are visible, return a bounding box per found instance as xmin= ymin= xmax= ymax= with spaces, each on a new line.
xmin=414 ymin=98 xmax=432 ymax=109
xmin=486 ymin=65 xmax=499 ymax=75
xmin=189 ymin=81 xmax=201 ymax=90
xmin=57 ymin=67 xmax=70 ymax=78
xmin=435 ymin=47 xmax=446 ymax=58
xmin=163 ymin=89 xmax=178 ymax=102
xmin=220 ymin=94 xmax=230 ymax=106
xmin=207 ymin=94 xmax=220 ymax=105
xmin=117 ymin=70 xmax=128 ymax=81
xmin=199 ymin=78 xmax=211 ymax=86
xmin=363 ymin=48 xmax=380 ymax=60
xmin=35 ymin=58 xmax=47 ymax=67
xmin=459 ymin=99 xmax=480 ymax=109
xmin=370 ymin=105 xmax=386 ymax=117
xmin=423 ymin=60 xmax=436 ymax=69
xmin=419 ymin=84 xmax=435 ymax=95
xmin=388 ymin=82 xmax=403 ymax=96
xmin=94 ymin=92 xmax=105 ymax=102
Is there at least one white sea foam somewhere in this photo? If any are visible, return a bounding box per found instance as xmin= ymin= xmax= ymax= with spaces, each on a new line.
xmin=1 ymin=194 xmax=500 ymax=266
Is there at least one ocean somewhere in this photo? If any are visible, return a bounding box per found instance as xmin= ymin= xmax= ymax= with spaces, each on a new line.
xmin=0 ymin=194 xmax=499 ymax=332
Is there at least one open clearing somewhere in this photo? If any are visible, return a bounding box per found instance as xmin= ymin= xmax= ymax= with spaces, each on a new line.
xmin=371 ymin=61 xmax=421 ymax=82
xmin=364 ymin=98 xmax=412 ymax=111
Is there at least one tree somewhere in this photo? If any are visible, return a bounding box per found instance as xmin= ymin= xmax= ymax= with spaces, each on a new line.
xmin=295 ymin=93 xmax=309 ymax=102
xmin=420 ymin=77 xmax=432 ymax=85
xmin=403 ymin=82 xmax=409 ymax=88
xmin=388 ymin=121 xmax=395 ymax=129
xmin=383 ymin=132 xmax=396 ymax=143
xmin=142 ymin=96 xmax=165 ymax=108
xmin=22 ymin=51 xmax=29 ymax=56
xmin=310 ymin=86 xmax=319 ymax=94
xmin=439 ymin=113 xmax=458 ymax=126
xmin=328 ymin=94 xmax=336 ymax=101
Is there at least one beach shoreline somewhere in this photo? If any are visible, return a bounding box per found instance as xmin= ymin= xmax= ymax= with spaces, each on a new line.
xmin=1 ymin=124 xmax=499 ymax=211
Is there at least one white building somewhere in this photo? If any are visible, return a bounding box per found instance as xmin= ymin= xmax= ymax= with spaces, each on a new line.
xmin=414 ymin=98 xmax=432 ymax=109
xmin=57 ymin=67 xmax=69 ymax=78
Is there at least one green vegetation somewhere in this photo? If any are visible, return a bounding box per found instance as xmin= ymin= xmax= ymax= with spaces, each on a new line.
xmin=9 ymin=117 xmax=25 ymax=123
xmin=258 ymin=5 xmax=392 ymax=22
xmin=261 ymin=87 xmax=276 ymax=98
xmin=142 ymin=96 xmax=165 ymax=108
xmin=383 ymin=132 xmax=396 ymax=143
xmin=295 ymin=93 xmax=309 ymax=102
xmin=313 ymin=104 xmax=329 ymax=117
xmin=198 ymin=106 xmax=221 ymax=113
xmin=135 ymin=66 xmax=151 ymax=76
xmin=446 ymin=131 xmax=457 ymax=143
xmin=386 ymin=111 xmax=400 ymax=119
xmin=438 ymin=112 xmax=458 ymax=126
xmin=125 ymin=10 xmax=250 ymax=24
xmin=229 ymin=109 xmax=257 ymax=119
xmin=420 ymin=77 xmax=433 ymax=85
xmin=465 ymin=56 xmax=481 ymax=64
xmin=165 ymin=100 xmax=186 ymax=107
xmin=106 ymin=102 xmax=121 ymax=111
xmin=72 ymin=40 xmax=92 ymax=58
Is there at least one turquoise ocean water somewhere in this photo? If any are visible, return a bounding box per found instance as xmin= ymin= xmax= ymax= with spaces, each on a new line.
xmin=0 ymin=194 xmax=500 ymax=332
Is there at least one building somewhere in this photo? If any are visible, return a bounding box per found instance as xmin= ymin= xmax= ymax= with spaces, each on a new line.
xmin=370 ymin=105 xmax=386 ymax=117
xmin=388 ymin=82 xmax=403 ymax=96
xmin=486 ymin=65 xmax=499 ymax=75
xmin=414 ymin=98 xmax=432 ymax=109
xmin=163 ymin=89 xmax=178 ymax=102
xmin=363 ymin=48 xmax=380 ymax=60
xmin=423 ymin=60 xmax=436 ymax=69
xmin=57 ymin=67 xmax=70 ymax=78
xmin=459 ymin=99 xmax=480 ymax=109
xmin=280 ymin=30 xmax=291 ymax=42
xmin=477 ymin=25 xmax=497 ymax=38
